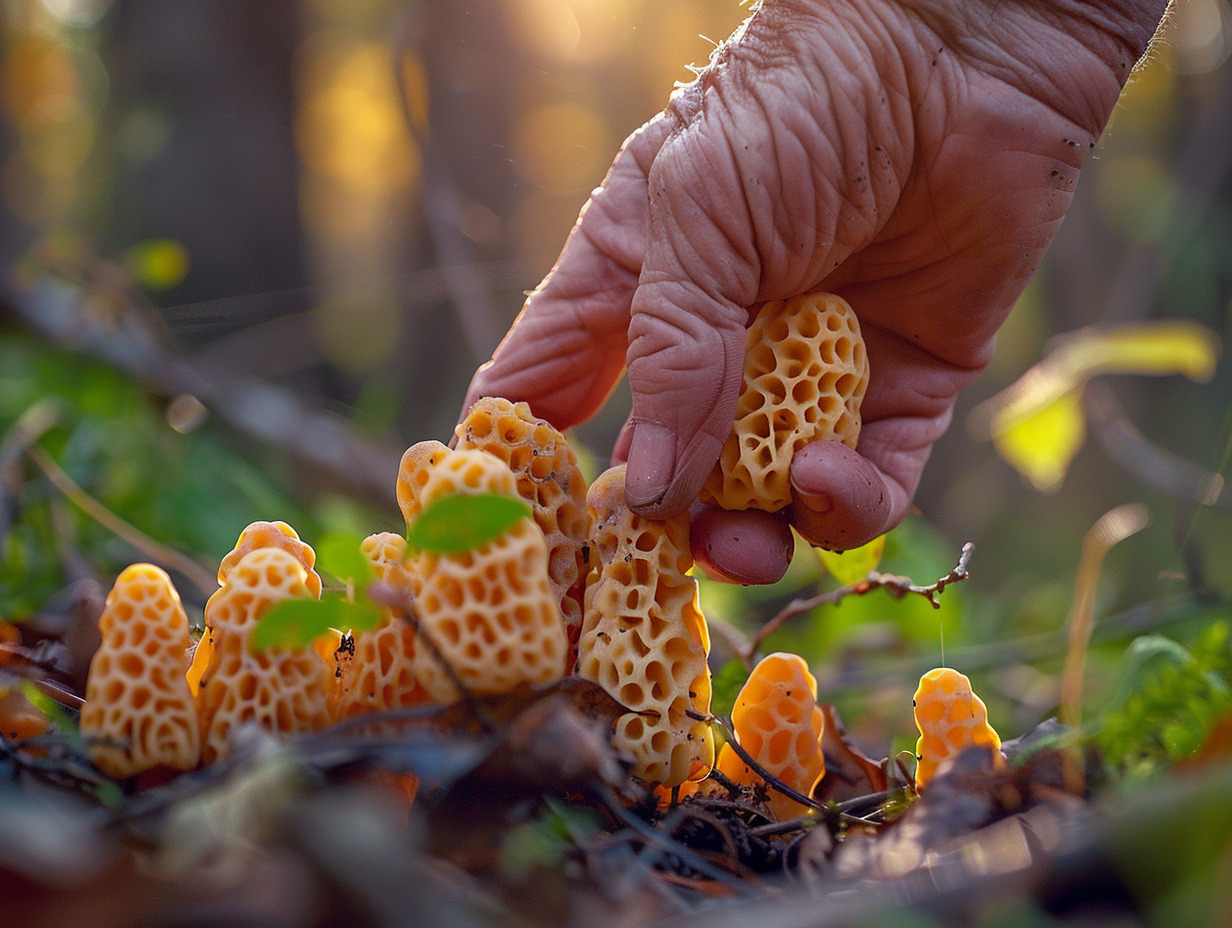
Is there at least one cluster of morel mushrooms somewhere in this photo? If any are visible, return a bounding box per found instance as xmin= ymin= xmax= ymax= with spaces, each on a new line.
xmin=78 ymin=292 xmax=1003 ymax=815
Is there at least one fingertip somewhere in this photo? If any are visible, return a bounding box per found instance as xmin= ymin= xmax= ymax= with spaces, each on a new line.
xmin=623 ymin=422 xmax=677 ymax=511
xmin=789 ymin=441 xmax=894 ymax=550
xmin=690 ymin=505 xmax=794 ymax=585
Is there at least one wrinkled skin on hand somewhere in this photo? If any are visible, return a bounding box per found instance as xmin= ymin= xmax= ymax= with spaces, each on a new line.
xmin=463 ymin=0 xmax=1168 ymax=584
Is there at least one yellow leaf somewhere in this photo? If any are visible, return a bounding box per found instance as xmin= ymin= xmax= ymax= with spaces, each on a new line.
xmin=1055 ymin=321 xmax=1219 ymax=383
xmin=817 ymin=533 xmax=885 ymax=584
xmin=991 ymin=387 xmax=1087 ymax=492
xmin=968 ymin=321 xmax=1220 ymax=441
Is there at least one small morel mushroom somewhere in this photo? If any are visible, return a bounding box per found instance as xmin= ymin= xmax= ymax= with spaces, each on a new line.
xmin=216 ymin=520 xmax=323 ymax=597
xmin=408 ymin=448 xmax=568 ymax=703
xmin=187 ymin=520 xmax=324 ymax=697
xmin=80 ymin=564 xmax=200 ymax=779
xmin=195 ymin=547 xmax=334 ymax=764
xmin=716 ymin=652 xmax=826 ymax=821
xmin=702 ymin=291 xmax=869 ymax=512
xmin=455 ymin=396 xmax=591 ymax=663
xmin=913 ymin=667 xmax=1004 ymax=790
xmin=333 ymin=532 xmax=430 ymax=719
xmin=576 ymin=465 xmax=713 ymax=788
xmin=395 ymin=439 xmax=451 ymax=526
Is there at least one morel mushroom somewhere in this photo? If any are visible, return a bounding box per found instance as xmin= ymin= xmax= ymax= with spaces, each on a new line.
xmin=576 ymin=465 xmax=713 ymax=788
xmin=702 ymin=291 xmax=869 ymax=512
xmin=81 ymin=564 xmax=200 ymax=778
xmin=913 ymin=667 xmax=1004 ymax=790
xmin=716 ymin=652 xmax=826 ymax=821
xmin=455 ymin=396 xmax=591 ymax=661
xmin=408 ymin=448 xmax=568 ymax=703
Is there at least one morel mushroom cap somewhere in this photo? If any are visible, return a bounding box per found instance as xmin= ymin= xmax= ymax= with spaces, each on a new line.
xmin=195 ymin=547 xmax=334 ymax=764
xmin=716 ymin=652 xmax=826 ymax=821
xmin=913 ymin=667 xmax=1003 ymax=790
xmin=408 ymin=448 xmax=567 ymax=703
xmin=576 ymin=465 xmax=713 ymax=788
xmin=702 ymin=291 xmax=869 ymax=512
xmin=455 ymin=396 xmax=591 ymax=658
xmin=395 ymin=439 xmax=451 ymax=526
xmin=333 ymin=532 xmax=430 ymax=719
xmin=81 ymin=563 xmax=200 ymax=778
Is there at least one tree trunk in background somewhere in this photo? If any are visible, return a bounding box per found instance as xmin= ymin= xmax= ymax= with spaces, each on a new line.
xmin=103 ymin=0 xmax=307 ymax=345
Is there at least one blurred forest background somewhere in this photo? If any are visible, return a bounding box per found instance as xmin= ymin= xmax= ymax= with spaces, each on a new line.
xmin=2 ymin=0 xmax=1232 ymax=754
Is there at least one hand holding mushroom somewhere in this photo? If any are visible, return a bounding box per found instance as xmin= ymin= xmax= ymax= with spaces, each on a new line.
xmin=463 ymin=0 xmax=1168 ymax=583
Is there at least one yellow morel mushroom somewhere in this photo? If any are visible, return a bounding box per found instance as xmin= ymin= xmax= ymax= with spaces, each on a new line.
xmin=187 ymin=520 xmax=325 ymax=698
xmin=216 ymin=520 xmax=323 ymax=597
xmin=80 ymin=564 xmax=200 ymax=779
xmin=408 ymin=448 xmax=568 ymax=703
xmin=715 ymin=652 xmax=826 ymax=821
xmin=195 ymin=547 xmax=334 ymax=764
xmin=395 ymin=439 xmax=451 ymax=526
xmin=913 ymin=667 xmax=1004 ymax=790
xmin=576 ymin=465 xmax=713 ymax=788
xmin=333 ymin=532 xmax=430 ymax=719
xmin=702 ymin=291 xmax=869 ymax=512
xmin=455 ymin=396 xmax=591 ymax=658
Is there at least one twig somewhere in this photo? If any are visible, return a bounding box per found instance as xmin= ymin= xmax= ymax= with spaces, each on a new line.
xmin=743 ymin=543 xmax=974 ymax=664
xmin=23 ymin=440 xmax=218 ymax=597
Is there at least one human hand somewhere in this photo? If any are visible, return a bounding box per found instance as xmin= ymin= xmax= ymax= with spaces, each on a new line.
xmin=462 ymin=0 xmax=1168 ymax=583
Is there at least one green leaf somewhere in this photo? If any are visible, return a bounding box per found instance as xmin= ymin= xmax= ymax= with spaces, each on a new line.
xmin=315 ymin=531 xmax=374 ymax=586
xmin=250 ymin=598 xmax=382 ymax=652
xmin=407 ymin=492 xmax=531 ymax=553
xmin=817 ymin=533 xmax=886 ymax=584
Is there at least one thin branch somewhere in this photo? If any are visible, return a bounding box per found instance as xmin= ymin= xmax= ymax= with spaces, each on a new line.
xmin=23 ymin=441 xmax=218 ymax=597
xmin=743 ymin=543 xmax=974 ymax=664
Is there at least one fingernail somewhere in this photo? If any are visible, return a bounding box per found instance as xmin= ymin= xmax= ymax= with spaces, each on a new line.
xmin=624 ymin=422 xmax=676 ymax=508
xmin=794 ymin=487 xmax=834 ymax=515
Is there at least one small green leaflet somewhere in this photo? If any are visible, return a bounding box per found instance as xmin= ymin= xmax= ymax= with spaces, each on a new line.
xmin=315 ymin=531 xmax=375 ymax=586
xmin=250 ymin=598 xmax=382 ymax=652
xmin=407 ymin=492 xmax=531 ymax=553
xmin=817 ymin=533 xmax=885 ymax=585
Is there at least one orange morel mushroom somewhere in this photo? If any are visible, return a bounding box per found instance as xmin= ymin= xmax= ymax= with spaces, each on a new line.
xmin=408 ymin=448 xmax=568 ymax=703
xmin=187 ymin=520 xmax=324 ymax=697
xmin=455 ymin=396 xmax=591 ymax=663
xmin=576 ymin=465 xmax=713 ymax=788
xmin=333 ymin=532 xmax=430 ymax=719
xmin=913 ymin=667 xmax=1004 ymax=790
xmin=395 ymin=439 xmax=451 ymax=526
xmin=195 ymin=547 xmax=334 ymax=764
xmin=80 ymin=564 xmax=200 ymax=779
xmin=702 ymin=291 xmax=869 ymax=512
xmin=716 ymin=652 xmax=826 ymax=821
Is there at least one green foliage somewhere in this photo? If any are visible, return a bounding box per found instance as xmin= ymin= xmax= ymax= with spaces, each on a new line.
xmin=709 ymin=658 xmax=749 ymax=721
xmin=406 ymin=493 xmax=531 ymax=553
xmin=1096 ymin=623 xmax=1232 ymax=779
xmin=249 ymin=598 xmax=382 ymax=652
xmin=498 ymin=797 xmax=601 ymax=880
xmin=0 ymin=334 xmax=316 ymax=618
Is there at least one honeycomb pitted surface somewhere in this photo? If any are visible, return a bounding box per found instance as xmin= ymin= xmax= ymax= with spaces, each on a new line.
xmin=455 ymin=397 xmax=591 ymax=654
xmin=576 ymin=465 xmax=713 ymax=787
xmin=408 ymin=449 xmax=567 ymax=703
xmin=195 ymin=547 xmax=334 ymax=764
xmin=702 ymin=291 xmax=869 ymax=512
xmin=81 ymin=564 xmax=200 ymax=778
xmin=333 ymin=532 xmax=430 ymax=719
xmin=715 ymin=652 xmax=826 ymax=821
xmin=913 ymin=667 xmax=1003 ymax=790
xmin=396 ymin=440 xmax=451 ymax=525
xmin=216 ymin=521 xmax=322 ymax=598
